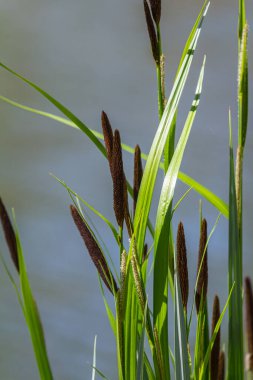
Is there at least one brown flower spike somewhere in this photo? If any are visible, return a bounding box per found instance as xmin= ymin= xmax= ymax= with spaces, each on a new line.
xmin=217 ymin=351 xmax=225 ymax=380
xmin=133 ymin=144 xmax=143 ymax=215
xmin=244 ymin=276 xmax=253 ymax=371
xmin=149 ymin=0 xmax=161 ymax=25
xmin=112 ymin=130 xmax=125 ymax=228
xmin=176 ymin=222 xmax=189 ymax=311
xmin=143 ymin=0 xmax=159 ymax=63
xmin=101 ymin=111 xmax=114 ymax=174
xmin=70 ymin=205 xmax=118 ymax=294
xmin=0 ymin=198 xmax=19 ymax=272
xmin=195 ymin=218 xmax=208 ymax=313
xmin=211 ymin=295 xmax=221 ymax=380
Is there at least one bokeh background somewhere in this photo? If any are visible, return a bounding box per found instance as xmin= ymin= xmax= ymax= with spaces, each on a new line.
xmin=0 ymin=0 xmax=253 ymax=379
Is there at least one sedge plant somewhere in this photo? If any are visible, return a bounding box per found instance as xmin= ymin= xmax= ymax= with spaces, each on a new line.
xmin=0 ymin=0 xmax=251 ymax=379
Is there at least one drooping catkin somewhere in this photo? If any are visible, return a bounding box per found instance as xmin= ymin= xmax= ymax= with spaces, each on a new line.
xmin=70 ymin=205 xmax=118 ymax=294
xmin=133 ymin=144 xmax=143 ymax=215
xmin=149 ymin=0 xmax=161 ymax=25
xmin=217 ymin=351 xmax=225 ymax=380
xmin=176 ymin=222 xmax=189 ymax=311
xmin=143 ymin=0 xmax=159 ymax=63
xmin=244 ymin=277 xmax=253 ymax=371
xmin=195 ymin=218 xmax=208 ymax=314
xmin=112 ymin=130 xmax=125 ymax=228
xmin=0 ymin=198 xmax=19 ymax=272
xmin=211 ymin=295 xmax=221 ymax=380
xmin=101 ymin=111 xmax=114 ymax=173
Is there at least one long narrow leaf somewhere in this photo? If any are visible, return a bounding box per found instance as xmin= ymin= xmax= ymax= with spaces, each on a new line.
xmin=12 ymin=212 xmax=53 ymax=380
xmin=134 ymin=4 xmax=209 ymax=260
xmin=227 ymin=113 xmax=243 ymax=379
xmin=174 ymin=272 xmax=190 ymax=380
xmin=92 ymin=335 xmax=97 ymax=380
xmin=0 ymin=94 xmax=228 ymax=217
xmin=153 ymin=58 xmax=205 ymax=380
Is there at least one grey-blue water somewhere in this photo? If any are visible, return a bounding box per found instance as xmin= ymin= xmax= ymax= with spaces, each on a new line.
xmin=0 ymin=0 xmax=252 ymax=379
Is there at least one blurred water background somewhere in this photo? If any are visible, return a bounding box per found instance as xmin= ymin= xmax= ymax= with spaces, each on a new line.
xmin=0 ymin=0 xmax=253 ymax=379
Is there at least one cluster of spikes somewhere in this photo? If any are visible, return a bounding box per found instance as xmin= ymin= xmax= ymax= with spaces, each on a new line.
xmin=176 ymin=219 xmax=224 ymax=380
xmin=0 ymin=188 xmax=253 ymax=380
xmin=70 ymin=111 xmax=144 ymax=295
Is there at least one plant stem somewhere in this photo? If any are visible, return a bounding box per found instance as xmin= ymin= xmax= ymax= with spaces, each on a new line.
xmin=156 ymin=26 xmax=165 ymax=121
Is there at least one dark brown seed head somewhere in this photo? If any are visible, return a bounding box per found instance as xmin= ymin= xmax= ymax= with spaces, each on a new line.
xmin=123 ymin=176 xmax=132 ymax=236
xmin=245 ymin=277 xmax=253 ymax=363
xmin=143 ymin=0 xmax=159 ymax=63
xmin=176 ymin=222 xmax=189 ymax=310
xmin=0 ymin=198 xmax=19 ymax=272
xmin=112 ymin=130 xmax=125 ymax=228
xmin=217 ymin=351 xmax=225 ymax=380
xmin=211 ymin=295 xmax=221 ymax=380
xmin=142 ymin=243 xmax=148 ymax=263
xmin=133 ymin=145 xmax=143 ymax=215
xmin=70 ymin=205 xmax=118 ymax=294
xmin=149 ymin=0 xmax=161 ymax=25
xmin=195 ymin=218 xmax=208 ymax=313
xmin=101 ymin=111 xmax=114 ymax=173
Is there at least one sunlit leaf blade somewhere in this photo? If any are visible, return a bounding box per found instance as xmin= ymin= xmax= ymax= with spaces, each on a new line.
xmin=177 ymin=172 xmax=228 ymax=218
xmin=227 ymin=114 xmax=243 ymax=379
xmin=144 ymin=354 xmax=156 ymax=380
xmin=0 ymin=63 xmax=106 ymax=156
xmin=164 ymin=1 xmax=209 ymax=171
xmin=238 ymin=0 xmax=246 ymax=43
xmin=99 ymin=278 xmax=116 ymax=336
xmin=155 ymin=55 xmax=205 ymax=246
xmin=174 ymin=273 xmax=190 ymax=380
xmin=137 ymin=303 xmax=147 ymax=380
xmin=176 ymin=1 xmax=209 ymax=76
xmin=172 ymin=187 xmax=192 ymax=215
xmin=0 ymin=94 xmax=228 ymax=217
xmin=12 ymin=212 xmax=53 ymax=380
xmin=92 ymin=335 xmax=97 ymax=380
xmin=134 ymin=4 xmax=209 ymax=261
xmin=153 ymin=58 xmax=205 ymax=379
xmin=238 ymin=22 xmax=248 ymax=149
